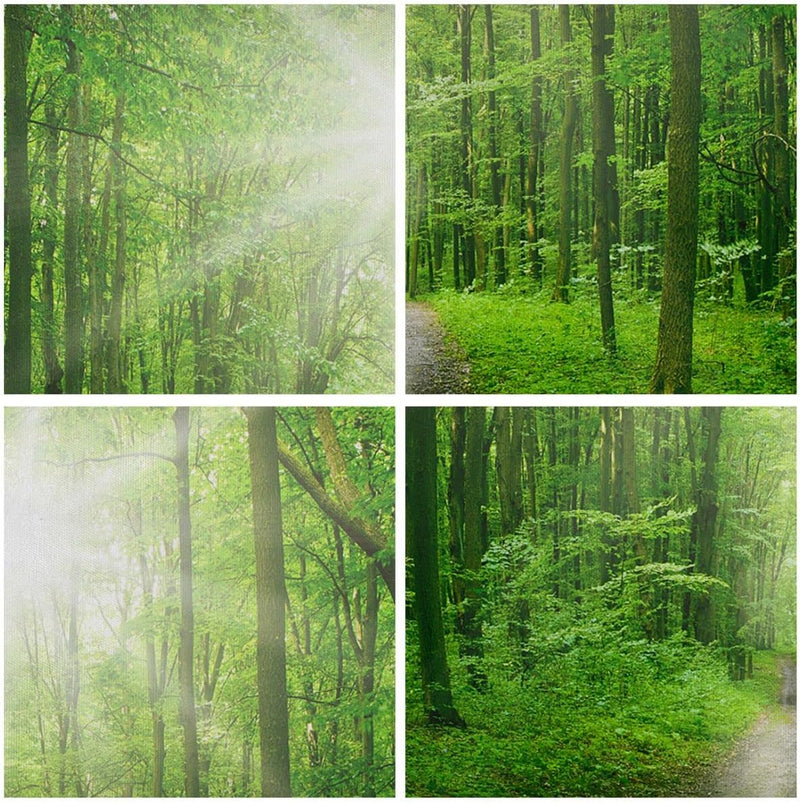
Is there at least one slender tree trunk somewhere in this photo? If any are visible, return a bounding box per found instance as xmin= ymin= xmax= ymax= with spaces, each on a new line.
xmin=650 ymin=6 xmax=701 ymax=393
xmin=526 ymin=7 xmax=544 ymax=284
xmin=42 ymin=103 xmax=64 ymax=393
xmin=173 ymin=408 xmax=201 ymax=796
xmin=407 ymin=408 xmax=465 ymax=727
xmin=63 ymin=8 xmax=86 ymax=393
xmin=458 ymin=5 xmax=476 ymax=287
xmin=5 ymin=6 xmax=32 ymax=392
xmin=592 ymin=5 xmax=618 ymax=354
xmin=462 ymin=406 xmax=487 ymax=689
xmin=244 ymin=407 xmax=292 ymax=797
xmin=485 ymin=5 xmax=505 ymax=286
xmin=106 ymin=91 xmax=128 ymax=392
xmin=694 ymin=408 xmax=722 ymax=644
xmin=554 ymin=6 xmax=578 ymax=302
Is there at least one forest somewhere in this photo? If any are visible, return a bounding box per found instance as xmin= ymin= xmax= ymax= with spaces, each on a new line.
xmin=407 ymin=406 xmax=796 ymax=796
xmin=5 ymin=406 xmax=395 ymax=796
xmin=5 ymin=5 xmax=394 ymax=395
xmin=405 ymin=5 xmax=796 ymax=394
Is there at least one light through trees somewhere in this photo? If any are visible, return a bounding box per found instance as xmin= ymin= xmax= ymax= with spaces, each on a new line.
xmin=5 ymin=407 xmax=395 ymax=796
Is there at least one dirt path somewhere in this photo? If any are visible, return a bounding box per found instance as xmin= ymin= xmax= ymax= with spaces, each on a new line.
xmin=406 ymin=301 xmax=469 ymax=394
xmin=700 ymin=658 xmax=796 ymax=797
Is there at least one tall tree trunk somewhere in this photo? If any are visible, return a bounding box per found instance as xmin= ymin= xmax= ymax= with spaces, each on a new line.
xmin=771 ymin=13 xmax=794 ymax=318
xmin=173 ymin=408 xmax=201 ymax=796
xmin=106 ymin=91 xmax=128 ymax=392
xmin=526 ymin=7 xmax=544 ymax=283
xmin=406 ymin=408 xmax=464 ymax=727
xmin=554 ymin=6 xmax=578 ymax=302
xmin=244 ymin=407 xmax=292 ymax=797
xmin=694 ymin=407 xmax=722 ymax=644
xmin=592 ymin=5 xmax=618 ymax=354
xmin=458 ymin=5 xmax=476 ymax=287
xmin=650 ymin=6 xmax=701 ymax=393
xmin=485 ymin=5 xmax=505 ymax=286
xmin=42 ymin=102 xmax=64 ymax=393
xmin=496 ymin=407 xmax=523 ymax=535
xmin=63 ymin=9 xmax=85 ymax=394
xmin=462 ymin=406 xmax=487 ymax=689
xmin=5 ymin=6 xmax=32 ymax=392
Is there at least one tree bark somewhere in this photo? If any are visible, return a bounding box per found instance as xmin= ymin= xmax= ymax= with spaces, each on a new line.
xmin=592 ymin=5 xmax=618 ymax=354
xmin=694 ymin=407 xmax=722 ymax=644
xmin=173 ymin=408 xmax=200 ymax=796
xmin=406 ymin=407 xmax=464 ymax=727
xmin=650 ymin=6 xmax=701 ymax=393
xmin=106 ymin=90 xmax=128 ymax=393
xmin=244 ymin=407 xmax=292 ymax=797
xmin=526 ymin=7 xmax=544 ymax=283
xmin=5 ymin=6 xmax=32 ymax=393
xmin=554 ymin=6 xmax=578 ymax=302
xmin=63 ymin=8 xmax=85 ymax=394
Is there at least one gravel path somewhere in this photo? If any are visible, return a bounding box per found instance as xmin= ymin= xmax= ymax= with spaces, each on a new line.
xmin=406 ymin=302 xmax=469 ymax=394
xmin=700 ymin=658 xmax=796 ymax=797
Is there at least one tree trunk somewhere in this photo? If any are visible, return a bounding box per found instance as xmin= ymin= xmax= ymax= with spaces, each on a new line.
xmin=458 ymin=5 xmax=476 ymax=287
xmin=406 ymin=408 xmax=464 ymax=727
xmin=173 ymin=408 xmax=201 ymax=796
xmin=485 ymin=5 xmax=505 ymax=286
xmin=592 ymin=5 xmax=618 ymax=354
xmin=526 ymin=7 xmax=544 ymax=284
xmin=106 ymin=91 xmax=128 ymax=393
xmin=694 ymin=407 xmax=722 ymax=644
xmin=244 ymin=407 xmax=292 ymax=797
xmin=42 ymin=102 xmax=64 ymax=393
xmin=462 ymin=406 xmax=487 ymax=689
xmin=554 ymin=6 xmax=578 ymax=302
xmin=5 ymin=6 xmax=32 ymax=393
xmin=63 ymin=10 xmax=85 ymax=394
xmin=650 ymin=6 xmax=701 ymax=393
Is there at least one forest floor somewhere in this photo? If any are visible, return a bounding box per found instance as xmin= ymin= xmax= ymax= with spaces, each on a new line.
xmin=424 ymin=289 xmax=796 ymax=394
xmin=697 ymin=657 xmax=796 ymax=797
xmin=406 ymin=301 xmax=470 ymax=393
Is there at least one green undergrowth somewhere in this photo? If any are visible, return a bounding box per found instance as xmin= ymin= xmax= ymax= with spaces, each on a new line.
xmin=426 ymin=288 xmax=795 ymax=394
xmin=407 ymin=643 xmax=786 ymax=797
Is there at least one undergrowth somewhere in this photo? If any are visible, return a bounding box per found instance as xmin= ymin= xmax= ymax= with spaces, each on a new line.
xmin=426 ymin=287 xmax=795 ymax=394
xmin=407 ymin=638 xmax=785 ymax=797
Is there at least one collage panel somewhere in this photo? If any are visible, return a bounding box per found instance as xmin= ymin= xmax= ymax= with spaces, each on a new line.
xmin=6 ymin=5 xmax=394 ymax=395
xmin=4 ymin=406 xmax=395 ymax=796
xmin=407 ymin=405 xmax=796 ymax=797
xmin=405 ymin=5 xmax=796 ymax=395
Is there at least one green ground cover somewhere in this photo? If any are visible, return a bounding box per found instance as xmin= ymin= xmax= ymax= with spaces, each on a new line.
xmin=428 ymin=289 xmax=795 ymax=394
xmin=407 ymin=644 xmax=786 ymax=797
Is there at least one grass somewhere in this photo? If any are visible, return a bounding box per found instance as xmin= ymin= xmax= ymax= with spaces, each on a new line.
xmin=406 ymin=645 xmax=788 ymax=797
xmin=425 ymin=287 xmax=796 ymax=394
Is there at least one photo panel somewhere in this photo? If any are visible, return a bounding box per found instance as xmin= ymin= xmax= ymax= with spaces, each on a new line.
xmin=405 ymin=5 xmax=796 ymax=394
xmin=4 ymin=406 xmax=395 ymax=796
xmin=6 ymin=5 xmax=394 ymax=395
xmin=406 ymin=405 xmax=796 ymax=796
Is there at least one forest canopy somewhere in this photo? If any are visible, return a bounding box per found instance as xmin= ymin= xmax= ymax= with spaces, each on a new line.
xmin=5 ymin=406 xmax=395 ymax=796
xmin=407 ymin=406 xmax=796 ymax=796
xmin=405 ymin=5 xmax=796 ymax=394
xmin=5 ymin=5 xmax=394 ymax=394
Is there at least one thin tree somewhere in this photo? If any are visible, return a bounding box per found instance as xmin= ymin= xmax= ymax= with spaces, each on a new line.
xmin=554 ymin=6 xmax=578 ymax=302
xmin=5 ymin=6 xmax=32 ymax=393
xmin=592 ymin=5 xmax=618 ymax=354
xmin=173 ymin=408 xmax=201 ymax=796
xmin=244 ymin=407 xmax=292 ymax=797
xmin=649 ymin=6 xmax=701 ymax=393
xmin=407 ymin=407 xmax=465 ymax=727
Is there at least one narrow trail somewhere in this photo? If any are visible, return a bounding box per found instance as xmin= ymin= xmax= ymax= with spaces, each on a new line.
xmin=700 ymin=658 xmax=796 ymax=797
xmin=406 ymin=301 xmax=469 ymax=394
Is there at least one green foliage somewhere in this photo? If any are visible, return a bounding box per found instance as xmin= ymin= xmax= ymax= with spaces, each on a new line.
xmin=4 ymin=407 xmax=394 ymax=797
xmin=428 ymin=289 xmax=795 ymax=393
